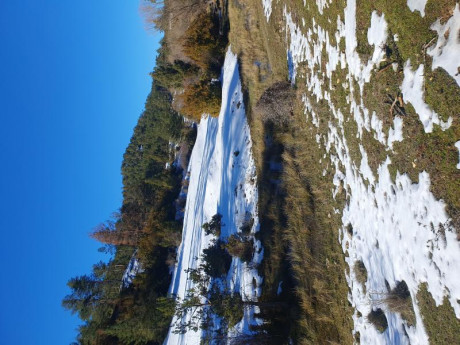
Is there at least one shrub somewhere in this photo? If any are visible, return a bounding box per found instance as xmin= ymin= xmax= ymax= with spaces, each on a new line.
xmin=353 ymin=260 xmax=368 ymax=292
xmin=384 ymin=280 xmax=415 ymax=325
xmin=225 ymin=234 xmax=254 ymax=263
xmin=367 ymin=308 xmax=388 ymax=333
xmin=202 ymin=213 xmax=223 ymax=237
xmin=178 ymin=79 xmax=222 ymax=120
xmin=256 ymin=81 xmax=296 ymax=127
xmin=201 ymin=241 xmax=231 ymax=278
xmin=182 ymin=12 xmax=227 ymax=75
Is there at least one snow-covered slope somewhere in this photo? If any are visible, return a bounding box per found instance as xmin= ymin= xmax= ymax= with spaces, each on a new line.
xmin=282 ymin=1 xmax=460 ymax=344
xmin=164 ymin=49 xmax=262 ymax=345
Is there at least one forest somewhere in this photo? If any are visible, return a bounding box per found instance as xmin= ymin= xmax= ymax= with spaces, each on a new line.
xmin=63 ymin=0 xmax=237 ymax=344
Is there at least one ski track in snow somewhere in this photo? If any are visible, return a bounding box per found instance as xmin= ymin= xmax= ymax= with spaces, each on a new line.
xmin=281 ymin=0 xmax=460 ymax=344
xmin=164 ymin=49 xmax=262 ymax=345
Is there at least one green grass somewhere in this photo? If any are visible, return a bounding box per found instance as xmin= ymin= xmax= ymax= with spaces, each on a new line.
xmin=417 ymin=283 xmax=460 ymax=345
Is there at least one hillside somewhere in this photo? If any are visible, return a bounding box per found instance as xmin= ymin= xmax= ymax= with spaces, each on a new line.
xmin=64 ymin=0 xmax=460 ymax=344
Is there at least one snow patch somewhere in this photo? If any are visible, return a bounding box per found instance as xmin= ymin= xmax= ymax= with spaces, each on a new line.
xmin=315 ymin=0 xmax=331 ymax=15
xmin=262 ymin=0 xmax=272 ymax=21
xmin=401 ymin=61 xmax=452 ymax=133
xmin=164 ymin=49 xmax=262 ymax=345
xmin=121 ymin=254 xmax=143 ymax=289
xmin=367 ymin=12 xmax=388 ymax=67
xmin=428 ymin=4 xmax=460 ymax=87
xmin=406 ymin=0 xmax=427 ymax=17
xmin=387 ymin=116 xmax=403 ymax=149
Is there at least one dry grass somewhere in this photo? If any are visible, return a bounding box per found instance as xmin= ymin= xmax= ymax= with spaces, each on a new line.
xmin=228 ymin=0 xmax=460 ymax=342
xmin=353 ymin=260 xmax=368 ymax=293
xmin=367 ymin=308 xmax=388 ymax=333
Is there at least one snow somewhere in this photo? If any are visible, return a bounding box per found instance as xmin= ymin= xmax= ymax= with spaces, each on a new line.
xmin=164 ymin=48 xmax=262 ymax=345
xmin=327 ymin=120 xmax=460 ymax=344
xmin=401 ymin=61 xmax=452 ymax=133
xmin=387 ymin=116 xmax=403 ymax=149
xmin=315 ymin=0 xmax=331 ymax=15
xmin=406 ymin=0 xmax=427 ymax=17
xmin=456 ymin=141 xmax=460 ymax=169
xmin=428 ymin=4 xmax=460 ymax=87
xmin=262 ymin=0 xmax=272 ymax=21
xmin=121 ymin=253 xmax=143 ymax=289
xmin=367 ymin=12 xmax=388 ymax=66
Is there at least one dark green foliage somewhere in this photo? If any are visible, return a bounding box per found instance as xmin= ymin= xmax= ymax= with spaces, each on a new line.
xmin=209 ymin=289 xmax=244 ymax=328
xmin=65 ymin=48 xmax=186 ymax=345
xmin=121 ymin=80 xmax=183 ymax=209
xmin=201 ymin=241 xmax=232 ymax=278
xmin=152 ymin=60 xmax=199 ymax=90
xmin=173 ymin=267 xmax=244 ymax=335
xmin=202 ymin=213 xmax=223 ymax=236
xmin=367 ymin=308 xmax=388 ymax=333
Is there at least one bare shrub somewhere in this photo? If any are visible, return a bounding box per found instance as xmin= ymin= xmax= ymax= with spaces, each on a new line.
xmin=370 ymin=280 xmax=415 ymax=326
xmin=256 ymin=81 xmax=296 ymax=127
xmin=384 ymin=281 xmax=415 ymax=325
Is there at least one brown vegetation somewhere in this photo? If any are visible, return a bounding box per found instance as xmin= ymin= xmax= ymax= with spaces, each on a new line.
xmin=256 ymin=81 xmax=296 ymax=127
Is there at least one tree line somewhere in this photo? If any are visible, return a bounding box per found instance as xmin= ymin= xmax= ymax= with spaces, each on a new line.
xmin=62 ymin=0 xmax=230 ymax=344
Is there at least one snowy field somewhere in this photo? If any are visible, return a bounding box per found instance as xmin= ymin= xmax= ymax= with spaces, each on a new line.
xmin=164 ymin=49 xmax=263 ymax=345
xmin=275 ymin=0 xmax=460 ymax=343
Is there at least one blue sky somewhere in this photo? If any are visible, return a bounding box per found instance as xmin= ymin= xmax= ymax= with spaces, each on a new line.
xmin=0 ymin=1 xmax=161 ymax=344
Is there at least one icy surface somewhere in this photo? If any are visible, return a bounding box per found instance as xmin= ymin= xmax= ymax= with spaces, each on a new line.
xmin=164 ymin=49 xmax=262 ymax=345
xmin=428 ymin=4 xmax=460 ymax=87
xmin=401 ymin=61 xmax=452 ymax=133
xmin=406 ymin=0 xmax=427 ymax=17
